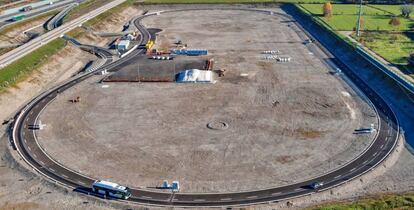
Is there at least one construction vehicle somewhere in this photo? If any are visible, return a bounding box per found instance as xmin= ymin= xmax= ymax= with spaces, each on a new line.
xmin=218 ymin=68 xmax=226 ymax=77
xmin=145 ymin=40 xmax=154 ymax=50
xmin=70 ymin=96 xmax=81 ymax=103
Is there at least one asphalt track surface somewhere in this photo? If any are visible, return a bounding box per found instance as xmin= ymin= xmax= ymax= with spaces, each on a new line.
xmin=10 ymin=8 xmax=399 ymax=207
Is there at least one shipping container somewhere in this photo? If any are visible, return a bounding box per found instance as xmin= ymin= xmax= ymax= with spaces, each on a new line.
xmin=171 ymin=48 xmax=208 ymax=56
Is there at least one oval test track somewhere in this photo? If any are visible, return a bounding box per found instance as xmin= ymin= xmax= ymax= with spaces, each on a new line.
xmin=10 ymin=8 xmax=400 ymax=207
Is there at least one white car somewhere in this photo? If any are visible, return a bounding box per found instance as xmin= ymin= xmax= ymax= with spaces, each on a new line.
xmin=309 ymin=182 xmax=323 ymax=190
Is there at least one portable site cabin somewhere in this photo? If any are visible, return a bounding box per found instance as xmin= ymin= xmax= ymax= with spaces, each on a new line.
xmin=117 ymin=40 xmax=130 ymax=50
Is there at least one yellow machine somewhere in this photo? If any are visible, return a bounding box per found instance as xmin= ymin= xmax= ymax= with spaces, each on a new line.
xmin=145 ymin=40 xmax=154 ymax=49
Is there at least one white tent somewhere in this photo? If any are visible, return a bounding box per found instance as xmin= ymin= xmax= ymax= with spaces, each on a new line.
xmin=176 ymin=69 xmax=213 ymax=83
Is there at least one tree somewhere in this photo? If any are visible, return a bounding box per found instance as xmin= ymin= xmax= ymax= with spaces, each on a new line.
xmin=389 ymin=16 xmax=401 ymax=31
xmin=400 ymin=4 xmax=413 ymax=18
xmin=323 ymin=2 xmax=333 ymax=18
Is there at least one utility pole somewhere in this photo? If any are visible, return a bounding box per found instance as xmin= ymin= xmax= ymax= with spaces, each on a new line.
xmin=356 ymin=0 xmax=363 ymax=37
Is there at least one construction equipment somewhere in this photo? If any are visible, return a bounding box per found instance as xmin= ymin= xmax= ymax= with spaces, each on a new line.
xmin=70 ymin=96 xmax=81 ymax=103
xmin=218 ymin=68 xmax=226 ymax=77
xmin=262 ymin=50 xmax=280 ymax=54
xmin=205 ymin=58 xmax=214 ymax=70
xmin=145 ymin=40 xmax=154 ymax=50
xmin=277 ymin=57 xmax=291 ymax=62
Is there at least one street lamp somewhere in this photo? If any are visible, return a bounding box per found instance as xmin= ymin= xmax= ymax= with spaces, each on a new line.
xmin=356 ymin=0 xmax=363 ymax=37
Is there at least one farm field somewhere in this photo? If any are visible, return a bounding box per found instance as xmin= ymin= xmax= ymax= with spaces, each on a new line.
xmin=298 ymin=3 xmax=414 ymax=78
xmin=299 ymin=3 xmax=414 ymax=31
xmin=355 ymin=32 xmax=414 ymax=66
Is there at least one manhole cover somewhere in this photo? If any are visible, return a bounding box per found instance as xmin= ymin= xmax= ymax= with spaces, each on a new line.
xmin=207 ymin=121 xmax=229 ymax=130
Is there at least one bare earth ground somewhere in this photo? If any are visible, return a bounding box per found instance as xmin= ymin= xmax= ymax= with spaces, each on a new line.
xmin=37 ymin=9 xmax=376 ymax=193
xmin=0 ymin=4 xmax=412 ymax=210
xmin=77 ymin=6 xmax=142 ymax=48
xmin=0 ymin=13 xmax=52 ymax=45
xmin=0 ymin=5 xmax=150 ymax=209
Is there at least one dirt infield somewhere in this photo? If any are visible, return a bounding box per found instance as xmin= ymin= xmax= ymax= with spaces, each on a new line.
xmin=36 ymin=8 xmax=376 ymax=193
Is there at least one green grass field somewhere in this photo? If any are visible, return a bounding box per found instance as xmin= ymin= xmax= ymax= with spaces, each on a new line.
xmin=308 ymin=193 xmax=414 ymax=210
xmin=299 ymin=4 xmax=413 ymax=31
xmin=367 ymin=4 xmax=403 ymax=15
xmin=356 ymin=32 xmax=414 ymax=65
xmin=0 ymin=38 xmax=65 ymax=91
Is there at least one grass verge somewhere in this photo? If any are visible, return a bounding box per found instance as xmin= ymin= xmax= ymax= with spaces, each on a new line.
xmin=0 ymin=38 xmax=65 ymax=91
xmin=307 ymin=193 xmax=414 ymax=210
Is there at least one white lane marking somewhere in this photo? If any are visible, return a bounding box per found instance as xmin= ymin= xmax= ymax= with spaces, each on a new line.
xmin=141 ymin=196 xmax=152 ymax=199
xmin=194 ymin=199 xmax=206 ymax=201
xmin=172 ymin=198 xmax=179 ymax=201
xmin=33 ymin=154 xmax=37 ymax=158
xmin=78 ymin=181 xmax=86 ymax=185
xmin=350 ymin=167 xmax=356 ymax=172
xmin=335 ymin=175 xmax=341 ymax=179
xmin=62 ymin=174 xmax=68 ymax=178
xmin=363 ymin=160 xmax=368 ymax=164
xmin=38 ymin=160 xmax=45 ymax=165
xmin=247 ymin=195 xmax=258 ymax=199
xmin=49 ymin=168 xmax=55 ymax=172
xmin=373 ymin=152 xmax=378 ymax=157
xmin=294 ymin=188 xmax=302 ymax=192
xmin=24 ymin=139 xmax=27 ymax=143
xmin=221 ymin=198 xmax=232 ymax=201
xmin=380 ymin=144 xmax=384 ymax=149
xmin=27 ymin=146 xmax=31 ymax=151
xmin=272 ymin=192 xmax=282 ymax=196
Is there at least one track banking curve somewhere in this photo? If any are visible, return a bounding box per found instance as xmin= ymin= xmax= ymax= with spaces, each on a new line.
xmin=10 ymin=9 xmax=399 ymax=207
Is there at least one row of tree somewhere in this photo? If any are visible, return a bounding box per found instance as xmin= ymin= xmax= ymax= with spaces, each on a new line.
xmin=343 ymin=0 xmax=414 ymax=4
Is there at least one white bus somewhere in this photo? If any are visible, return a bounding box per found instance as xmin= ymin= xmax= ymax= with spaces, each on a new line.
xmin=92 ymin=180 xmax=132 ymax=200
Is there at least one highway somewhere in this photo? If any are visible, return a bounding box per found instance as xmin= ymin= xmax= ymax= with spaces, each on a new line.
xmin=0 ymin=0 xmax=127 ymax=68
xmin=0 ymin=0 xmax=82 ymax=28
xmin=10 ymin=8 xmax=399 ymax=207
